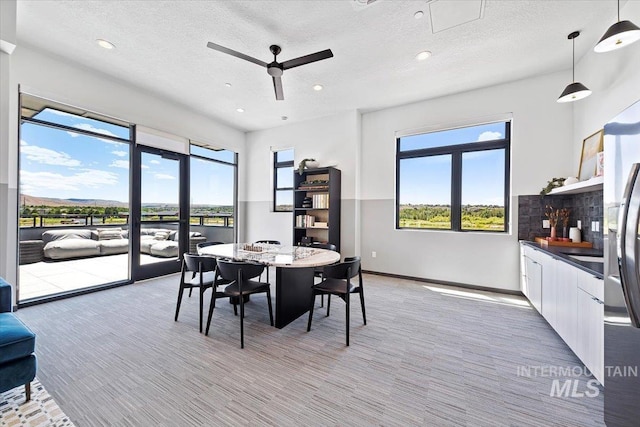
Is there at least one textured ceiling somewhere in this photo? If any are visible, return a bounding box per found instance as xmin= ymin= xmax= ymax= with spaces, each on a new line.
xmin=15 ymin=0 xmax=621 ymax=132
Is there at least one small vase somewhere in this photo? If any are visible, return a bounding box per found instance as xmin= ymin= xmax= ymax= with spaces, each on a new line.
xmin=550 ymin=226 xmax=557 ymax=241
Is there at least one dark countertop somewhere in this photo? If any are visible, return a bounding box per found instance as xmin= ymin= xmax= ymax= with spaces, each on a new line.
xmin=520 ymin=240 xmax=604 ymax=279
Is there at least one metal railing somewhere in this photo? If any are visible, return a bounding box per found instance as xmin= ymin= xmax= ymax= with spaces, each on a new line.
xmin=19 ymin=213 xmax=234 ymax=228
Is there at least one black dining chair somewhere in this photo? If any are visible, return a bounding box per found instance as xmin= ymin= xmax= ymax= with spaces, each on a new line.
xmin=306 ymin=256 xmax=366 ymax=346
xmin=205 ymin=259 xmax=274 ymax=348
xmin=188 ymin=241 xmax=224 ymax=298
xmin=254 ymin=240 xmax=281 ymax=283
xmin=308 ymin=242 xmax=338 ymax=307
xmin=175 ymin=253 xmax=227 ymax=333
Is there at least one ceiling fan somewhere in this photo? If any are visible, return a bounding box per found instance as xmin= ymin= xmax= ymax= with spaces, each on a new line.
xmin=206 ymin=42 xmax=333 ymax=101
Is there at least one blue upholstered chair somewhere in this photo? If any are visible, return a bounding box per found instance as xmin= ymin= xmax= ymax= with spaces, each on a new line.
xmin=0 ymin=278 xmax=37 ymax=402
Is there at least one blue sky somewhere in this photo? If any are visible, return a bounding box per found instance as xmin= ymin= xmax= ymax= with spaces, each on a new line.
xmin=20 ymin=109 xmax=235 ymax=205
xmin=399 ymin=122 xmax=506 ymax=206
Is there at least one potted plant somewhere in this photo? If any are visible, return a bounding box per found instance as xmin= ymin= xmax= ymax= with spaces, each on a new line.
xmin=298 ymin=158 xmax=318 ymax=175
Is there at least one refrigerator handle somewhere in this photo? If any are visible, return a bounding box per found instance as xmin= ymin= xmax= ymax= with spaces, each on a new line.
xmin=617 ymin=163 xmax=640 ymax=328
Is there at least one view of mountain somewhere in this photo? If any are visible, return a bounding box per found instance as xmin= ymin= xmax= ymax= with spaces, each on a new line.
xmin=20 ymin=194 xmax=128 ymax=208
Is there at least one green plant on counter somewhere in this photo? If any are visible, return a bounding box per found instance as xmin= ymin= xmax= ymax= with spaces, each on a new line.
xmin=540 ymin=177 xmax=566 ymax=195
xmin=298 ymin=158 xmax=316 ymax=175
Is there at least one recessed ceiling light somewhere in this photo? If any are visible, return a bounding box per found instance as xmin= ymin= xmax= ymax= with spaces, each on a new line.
xmin=414 ymin=11 xmax=424 ymax=19
xmin=96 ymin=39 xmax=115 ymax=50
xmin=415 ymin=51 xmax=432 ymax=61
xmin=225 ymin=83 xmax=232 ymax=88
xmin=236 ymin=108 xmax=244 ymax=113
xmin=313 ymin=84 xmax=323 ymax=91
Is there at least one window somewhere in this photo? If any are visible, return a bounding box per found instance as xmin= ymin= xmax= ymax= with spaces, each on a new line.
xmin=273 ymin=149 xmax=294 ymax=212
xmin=396 ymin=121 xmax=510 ymax=232
xmin=190 ymin=144 xmax=237 ymax=230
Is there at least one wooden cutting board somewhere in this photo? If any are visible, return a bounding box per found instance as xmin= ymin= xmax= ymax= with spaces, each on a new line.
xmin=535 ymin=237 xmax=593 ymax=248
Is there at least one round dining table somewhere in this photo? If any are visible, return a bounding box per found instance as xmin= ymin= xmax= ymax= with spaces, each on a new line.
xmin=198 ymin=243 xmax=340 ymax=328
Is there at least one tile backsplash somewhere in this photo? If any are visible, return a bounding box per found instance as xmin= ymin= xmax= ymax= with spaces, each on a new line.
xmin=518 ymin=190 xmax=603 ymax=250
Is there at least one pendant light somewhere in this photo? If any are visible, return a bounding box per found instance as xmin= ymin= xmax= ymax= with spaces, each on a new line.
xmin=594 ymin=0 xmax=640 ymax=53
xmin=557 ymin=31 xmax=592 ymax=103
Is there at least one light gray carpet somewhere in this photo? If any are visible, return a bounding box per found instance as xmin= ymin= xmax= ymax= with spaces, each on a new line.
xmin=14 ymin=273 xmax=604 ymax=426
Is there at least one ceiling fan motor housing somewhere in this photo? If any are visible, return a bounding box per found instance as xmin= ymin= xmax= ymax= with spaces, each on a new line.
xmin=268 ymin=63 xmax=284 ymax=77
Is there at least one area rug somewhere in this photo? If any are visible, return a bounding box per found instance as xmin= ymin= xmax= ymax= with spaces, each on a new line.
xmin=0 ymin=379 xmax=75 ymax=426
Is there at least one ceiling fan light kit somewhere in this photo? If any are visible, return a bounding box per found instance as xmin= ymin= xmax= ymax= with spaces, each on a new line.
xmin=557 ymin=31 xmax=592 ymax=103
xmin=594 ymin=0 xmax=640 ymax=53
xmin=207 ymin=42 xmax=333 ymax=101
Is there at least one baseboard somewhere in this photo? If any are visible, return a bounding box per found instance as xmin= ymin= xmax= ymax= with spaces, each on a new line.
xmin=362 ymin=270 xmax=523 ymax=296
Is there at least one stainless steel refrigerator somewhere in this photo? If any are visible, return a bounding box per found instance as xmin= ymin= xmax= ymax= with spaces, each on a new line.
xmin=604 ymin=99 xmax=640 ymax=426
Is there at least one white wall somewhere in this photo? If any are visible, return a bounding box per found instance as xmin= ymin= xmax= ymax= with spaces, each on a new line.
xmin=360 ymin=72 xmax=575 ymax=291
xmin=244 ymin=111 xmax=360 ymax=255
xmin=1 ymin=44 xmax=246 ymax=302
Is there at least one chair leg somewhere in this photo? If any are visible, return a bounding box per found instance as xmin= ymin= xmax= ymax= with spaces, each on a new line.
xmin=359 ymin=289 xmax=366 ymax=325
xmin=25 ymin=382 xmax=31 ymax=402
xmin=240 ymin=294 xmax=245 ymax=349
xmin=233 ymin=303 xmax=238 ymax=316
xmin=266 ymin=288 xmax=274 ymax=326
xmin=188 ymin=288 xmax=193 ymax=297
xmin=326 ymin=294 xmax=331 ymax=316
xmin=199 ymin=287 xmax=204 ymax=333
xmin=174 ymin=287 xmax=185 ymax=321
xmin=346 ymin=293 xmax=350 ymax=346
xmin=205 ymin=291 xmax=217 ymax=336
xmin=307 ymin=293 xmax=315 ymax=332
xmin=321 ymin=294 xmax=324 ymax=307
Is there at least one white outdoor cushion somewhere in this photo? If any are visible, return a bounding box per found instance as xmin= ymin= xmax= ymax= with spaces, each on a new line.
xmin=43 ymin=239 xmax=101 ymax=259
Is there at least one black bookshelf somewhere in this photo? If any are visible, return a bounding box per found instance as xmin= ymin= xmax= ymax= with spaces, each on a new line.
xmin=293 ymin=167 xmax=341 ymax=251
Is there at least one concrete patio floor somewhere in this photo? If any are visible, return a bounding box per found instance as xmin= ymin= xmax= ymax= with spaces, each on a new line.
xmin=18 ymin=253 xmax=174 ymax=301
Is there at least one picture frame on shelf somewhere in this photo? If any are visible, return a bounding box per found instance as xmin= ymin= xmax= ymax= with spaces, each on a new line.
xmin=578 ymin=130 xmax=603 ymax=181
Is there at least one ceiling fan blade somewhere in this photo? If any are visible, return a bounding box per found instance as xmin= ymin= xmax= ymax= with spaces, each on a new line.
xmin=272 ymin=76 xmax=284 ymax=100
xmin=206 ymin=42 xmax=268 ymax=67
xmin=281 ymin=49 xmax=333 ymax=70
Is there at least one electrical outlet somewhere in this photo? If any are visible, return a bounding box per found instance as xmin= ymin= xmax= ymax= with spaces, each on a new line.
xmin=543 ymin=220 xmax=550 ymax=229
xmin=577 ymin=220 xmax=582 ymax=229
xmin=371 ymin=251 xmax=377 ymax=258
xmin=595 ymin=221 xmax=600 ymax=232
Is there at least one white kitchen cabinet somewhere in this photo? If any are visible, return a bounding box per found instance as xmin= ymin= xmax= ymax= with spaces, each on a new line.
xmin=576 ymin=270 xmax=604 ymax=384
xmin=519 ymin=243 xmax=604 ymax=384
xmin=521 ymin=246 xmax=543 ymax=313
xmin=540 ymin=253 xmax=558 ymax=328
xmin=555 ymin=261 xmax=578 ymax=352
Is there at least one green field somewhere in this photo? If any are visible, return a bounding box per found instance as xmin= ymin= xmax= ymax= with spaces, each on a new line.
xmin=399 ymin=204 xmax=505 ymax=231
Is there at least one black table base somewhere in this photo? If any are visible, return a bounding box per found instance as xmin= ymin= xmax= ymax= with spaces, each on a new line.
xmin=275 ymin=267 xmax=315 ymax=329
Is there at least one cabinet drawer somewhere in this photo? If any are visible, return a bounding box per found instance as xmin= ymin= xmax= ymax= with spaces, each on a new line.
xmin=577 ymin=269 xmax=604 ymax=300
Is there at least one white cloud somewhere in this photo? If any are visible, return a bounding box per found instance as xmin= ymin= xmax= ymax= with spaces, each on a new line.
xmin=154 ymin=173 xmax=175 ymax=180
xmin=109 ymin=160 xmax=129 ymax=169
xmin=477 ymin=131 xmax=503 ymax=142
xmin=112 ymin=150 xmax=127 ymax=157
xmin=20 ymin=168 xmax=119 ymax=194
xmin=141 ymin=165 xmax=149 ymax=169
xmin=20 ymin=142 xmax=81 ymax=167
xmin=150 ymin=160 xmax=161 ymax=164
xmin=66 ymin=123 xmax=126 ymax=145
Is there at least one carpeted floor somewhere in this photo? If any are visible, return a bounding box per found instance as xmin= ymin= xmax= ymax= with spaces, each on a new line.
xmin=0 ymin=378 xmax=75 ymax=426
xmin=14 ymin=273 xmax=604 ymax=426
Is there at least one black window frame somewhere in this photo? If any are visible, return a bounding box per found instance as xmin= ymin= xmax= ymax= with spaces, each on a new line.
xmin=273 ymin=149 xmax=294 ymax=212
xmin=396 ymin=121 xmax=511 ymax=232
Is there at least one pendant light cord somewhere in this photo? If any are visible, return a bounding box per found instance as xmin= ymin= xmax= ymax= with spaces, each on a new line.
xmin=572 ymin=37 xmax=575 ymax=82
xmin=617 ymin=0 xmax=620 ymax=22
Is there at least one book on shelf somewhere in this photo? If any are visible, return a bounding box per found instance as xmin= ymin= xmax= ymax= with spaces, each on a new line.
xmin=312 ymin=193 xmax=329 ymax=208
xmin=295 ymin=214 xmax=315 ymax=228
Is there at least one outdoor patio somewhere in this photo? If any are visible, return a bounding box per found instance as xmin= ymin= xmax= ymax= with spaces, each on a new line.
xmin=19 ymin=253 xmax=171 ymax=301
